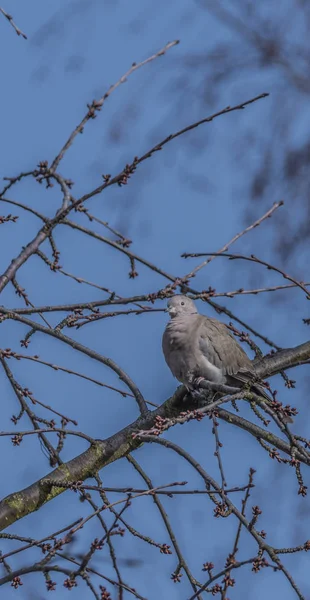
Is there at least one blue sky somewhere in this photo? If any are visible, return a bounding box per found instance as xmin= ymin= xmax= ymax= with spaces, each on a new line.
xmin=1 ymin=2 xmax=309 ymax=599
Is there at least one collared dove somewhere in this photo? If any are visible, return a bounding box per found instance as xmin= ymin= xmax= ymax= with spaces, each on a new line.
xmin=162 ymin=294 xmax=292 ymax=422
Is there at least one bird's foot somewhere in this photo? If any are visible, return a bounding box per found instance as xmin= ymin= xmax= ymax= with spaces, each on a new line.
xmin=193 ymin=376 xmax=206 ymax=388
xmin=183 ymin=382 xmax=202 ymax=402
xmin=184 ymin=378 xmax=214 ymax=404
xmin=188 ymin=377 xmax=213 ymax=402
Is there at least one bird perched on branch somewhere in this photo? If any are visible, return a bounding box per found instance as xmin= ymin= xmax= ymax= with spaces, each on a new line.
xmin=162 ymin=294 xmax=293 ymax=422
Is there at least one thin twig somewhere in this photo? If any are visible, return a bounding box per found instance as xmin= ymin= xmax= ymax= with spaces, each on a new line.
xmin=183 ymin=250 xmax=310 ymax=300
xmin=139 ymin=435 xmax=305 ymax=600
xmin=50 ymin=41 xmax=179 ymax=172
xmin=128 ymin=456 xmax=203 ymax=596
xmin=0 ymin=7 xmax=27 ymax=39
xmin=182 ymin=201 xmax=283 ymax=280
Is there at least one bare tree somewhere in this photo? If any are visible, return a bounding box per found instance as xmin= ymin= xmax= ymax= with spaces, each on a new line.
xmin=1 ymin=9 xmax=310 ymax=600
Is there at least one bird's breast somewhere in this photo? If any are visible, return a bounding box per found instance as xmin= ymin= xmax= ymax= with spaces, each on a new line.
xmin=163 ymin=318 xmax=203 ymax=383
xmin=163 ymin=317 xmax=225 ymax=384
xmin=164 ymin=318 xmax=195 ymax=351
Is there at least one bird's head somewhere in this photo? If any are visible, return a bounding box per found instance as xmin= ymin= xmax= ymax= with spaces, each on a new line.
xmin=165 ymin=295 xmax=198 ymax=318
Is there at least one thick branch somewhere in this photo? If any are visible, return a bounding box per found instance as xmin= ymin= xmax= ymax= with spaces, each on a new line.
xmin=253 ymin=342 xmax=310 ymax=377
xmin=0 ymin=340 xmax=308 ymax=531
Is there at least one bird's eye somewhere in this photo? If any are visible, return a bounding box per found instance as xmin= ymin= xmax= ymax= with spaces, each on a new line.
xmin=181 ymin=301 xmax=185 ymax=306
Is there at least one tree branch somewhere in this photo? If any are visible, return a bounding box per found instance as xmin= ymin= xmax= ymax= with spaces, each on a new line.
xmin=0 ymin=7 xmax=27 ymax=39
xmin=0 ymin=339 xmax=308 ymax=531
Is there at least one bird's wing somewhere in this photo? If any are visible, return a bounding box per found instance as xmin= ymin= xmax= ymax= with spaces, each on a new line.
xmin=197 ymin=316 xmax=294 ymax=421
xmin=198 ymin=316 xmax=254 ymax=377
xmin=198 ymin=316 xmax=274 ymax=397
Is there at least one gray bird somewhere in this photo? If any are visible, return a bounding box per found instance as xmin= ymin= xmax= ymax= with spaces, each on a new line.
xmin=162 ymin=294 xmax=292 ymax=421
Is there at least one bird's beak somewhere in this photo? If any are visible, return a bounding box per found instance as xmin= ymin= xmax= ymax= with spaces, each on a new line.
xmin=165 ymin=306 xmax=177 ymax=316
